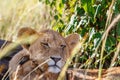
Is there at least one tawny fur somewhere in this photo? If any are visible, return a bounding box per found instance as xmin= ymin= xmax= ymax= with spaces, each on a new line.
xmin=9 ymin=27 xmax=79 ymax=80
xmin=67 ymin=67 xmax=120 ymax=80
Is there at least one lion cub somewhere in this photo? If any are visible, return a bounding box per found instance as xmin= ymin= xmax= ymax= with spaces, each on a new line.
xmin=9 ymin=27 xmax=79 ymax=80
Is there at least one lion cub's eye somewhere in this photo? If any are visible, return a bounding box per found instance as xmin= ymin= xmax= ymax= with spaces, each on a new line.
xmin=41 ymin=42 xmax=49 ymax=48
xmin=60 ymin=45 xmax=66 ymax=49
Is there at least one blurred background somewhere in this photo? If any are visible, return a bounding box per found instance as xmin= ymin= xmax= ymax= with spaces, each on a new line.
xmin=0 ymin=0 xmax=53 ymax=41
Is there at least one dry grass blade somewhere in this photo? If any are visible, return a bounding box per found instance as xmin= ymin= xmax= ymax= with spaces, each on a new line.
xmin=2 ymin=68 xmax=10 ymax=80
xmin=110 ymin=42 xmax=120 ymax=67
xmin=0 ymin=43 xmax=19 ymax=59
xmin=105 ymin=0 xmax=116 ymax=29
xmin=0 ymin=41 xmax=8 ymax=50
xmin=13 ymin=65 xmax=20 ymax=80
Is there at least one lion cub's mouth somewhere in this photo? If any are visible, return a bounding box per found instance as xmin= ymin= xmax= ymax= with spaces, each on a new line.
xmin=48 ymin=65 xmax=61 ymax=73
xmin=47 ymin=56 xmax=64 ymax=73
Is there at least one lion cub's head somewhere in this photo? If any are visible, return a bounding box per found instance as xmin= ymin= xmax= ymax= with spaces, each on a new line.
xmin=27 ymin=29 xmax=79 ymax=73
xmin=9 ymin=27 xmax=79 ymax=79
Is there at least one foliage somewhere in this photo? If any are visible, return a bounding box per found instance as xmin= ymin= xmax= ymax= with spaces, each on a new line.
xmin=39 ymin=0 xmax=120 ymax=69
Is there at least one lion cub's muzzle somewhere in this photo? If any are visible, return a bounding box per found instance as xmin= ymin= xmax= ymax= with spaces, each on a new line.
xmin=47 ymin=55 xmax=64 ymax=73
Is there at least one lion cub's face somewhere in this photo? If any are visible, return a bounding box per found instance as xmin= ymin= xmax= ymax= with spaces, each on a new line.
xmin=28 ymin=30 xmax=79 ymax=73
xmin=28 ymin=30 xmax=68 ymax=73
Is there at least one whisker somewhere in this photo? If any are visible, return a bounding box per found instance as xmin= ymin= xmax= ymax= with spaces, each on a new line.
xmin=2 ymin=68 xmax=10 ymax=80
xmin=13 ymin=65 xmax=20 ymax=80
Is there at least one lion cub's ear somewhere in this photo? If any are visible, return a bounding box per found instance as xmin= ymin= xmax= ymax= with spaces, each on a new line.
xmin=17 ymin=27 xmax=39 ymax=49
xmin=65 ymin=33 xmax=79 ymax=51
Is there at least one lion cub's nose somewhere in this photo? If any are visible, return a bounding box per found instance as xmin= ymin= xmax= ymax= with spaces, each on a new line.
xmin=50 ymin=56 xmax=61 ymax=63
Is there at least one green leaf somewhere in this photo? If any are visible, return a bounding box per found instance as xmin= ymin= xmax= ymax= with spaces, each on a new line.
xmin=76 ymin=7 xmax=85 ymax=16
xmin=105 ymin=36 xmax=116 ymax=53
xmin=54 ymin=15 xmax=58 ymax=21
xmin=117 ymin=22 xmax=120 ymax=36
xmin=93 ymin=32 xmax=102 ymax=48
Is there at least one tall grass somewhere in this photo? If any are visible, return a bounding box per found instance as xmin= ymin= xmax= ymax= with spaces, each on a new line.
xmin=0 ymin=0 xmax=52 ymax=41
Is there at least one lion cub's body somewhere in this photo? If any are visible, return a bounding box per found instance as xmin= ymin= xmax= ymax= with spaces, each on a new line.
xmin=9 ymin=28 xmax=79 ymax=80
xmin=67 ymin=67 xmax=120 ymax=80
